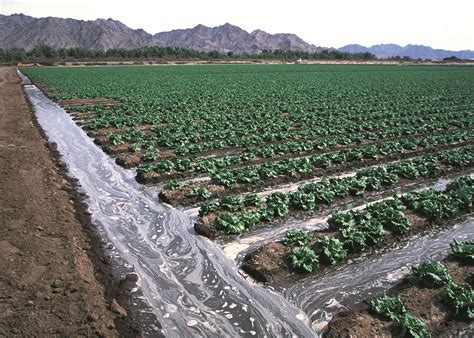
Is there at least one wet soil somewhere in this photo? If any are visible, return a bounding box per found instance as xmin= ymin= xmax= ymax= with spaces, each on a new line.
xmin=159 ymin=141 xmax=474 ymax=207
xmin=132 ymin=127 xmax=470 ymax=186
xmin=193 ymin=167 xmax=471 ymax=240
xmin=0 ymin=67 xmax=139 ymax=336
xmin=241 ymin=209 xmax=472 ymax=287
xmin=325 ymin=258 xmax=474 ymax=337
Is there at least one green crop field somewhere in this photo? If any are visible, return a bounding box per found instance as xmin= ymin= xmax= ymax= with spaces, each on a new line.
xmin=22 ymin=64 xmax=474 ymax=335
xmin=23 ymin=63 xmax=473 ymax=267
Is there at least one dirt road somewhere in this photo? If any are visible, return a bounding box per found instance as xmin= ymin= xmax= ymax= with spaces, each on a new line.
xmin=0 ymin=67 xmax=136 ymax=336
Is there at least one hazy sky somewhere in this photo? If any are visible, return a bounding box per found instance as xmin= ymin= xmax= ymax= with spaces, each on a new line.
xmin=2 ymin=0 xmax=473 ymax=50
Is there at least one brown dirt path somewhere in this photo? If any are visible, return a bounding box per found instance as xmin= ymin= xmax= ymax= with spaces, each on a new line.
xmin=0 ymin=67 xmax=136 ymax=336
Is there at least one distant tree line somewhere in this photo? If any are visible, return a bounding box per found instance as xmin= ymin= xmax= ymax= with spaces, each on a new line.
xmin=0 ymin=44 xmax=378 ymax=64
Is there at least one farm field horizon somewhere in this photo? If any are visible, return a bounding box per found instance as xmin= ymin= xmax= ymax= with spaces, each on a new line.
xmin=20 ymin=63 xmax=474 ymax=336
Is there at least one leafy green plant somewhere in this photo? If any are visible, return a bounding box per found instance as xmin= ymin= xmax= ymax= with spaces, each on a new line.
xmin=243 ymin=194 xmax=263 ymax=207
xmin=410 ymin=260 xmax=452 ymax=288
xmin=339 ymin=224 xmax=367 ymax=252
xmin=328 ymin=210 xmax=355 ymax=231
xmin=105 ymin=131 xmax=124 ymax=145
xmin=137 ymin=163 xmax=153 ymax=174
xmin=365 ymin=176 xmax=382 ymax=191
xmin=282 ymin=229 xmax=314 ymax=247
xmin=289 ymin=191 xmax=316 ymax=210
xmin=371 ymin=295 xmax=431 ymax=338
xmin=143 ymin=145 xmax=157 ymax=161
xmin=211 ymin=170 xmax=236 ymax=188
xmin=442 ymin=281 xmax=474 ymax=320
xmin=359 ymin=217 xmax=386 ymax=245
xmin=266 ymin=192 xmax=289 ymax=217
xmin=450 ymin=240 xmax=474 ymax=262
xmin=315 ymin=236 xmax=347 ymax=266
xmin=198 ymin=201 xmax=219 ymax=217
xmin=392 ymin=313 xmax=432 ymax=338
xmin=347 ymin=177 xmax=367 ymax=196
xmin=163 ymin=180 xmax=182 ymax=191
xmin=288 ymin=247 xmax=319 ymax=272
xmin=154 ymin=159 xmax=175 ymax=174
xmin=371 ymin=294 xmax=407 ymax=321
xmin=129 ymin=143 xmax=138 ymax=152
xmin=213 ymin=212 xmax=245 ymax=234
xmin=402 ymin=189 xmax=459 ymax=220
xmin=175 ymin=158 xmax=193 ymax=172
xmin=219 ymin=195 xmax=244 ymax=212
xmin=445 ymin=176 xmax=474 ymax=191
xmin=239 ymin=210 xmax=261 ymax=229
xmin=189 ymin=187 xmax=212 ymax=200
xmin=367 ymin=200 xmax=410 ymax=235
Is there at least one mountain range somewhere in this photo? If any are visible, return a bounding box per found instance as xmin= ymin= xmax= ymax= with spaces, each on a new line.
xmin=0 ymin=14 xmax=322 ymax=54
xmin=339 ymin=43 xmax=474 ymax=60
xmin=1 ymin=14 xmax=473 ymax=59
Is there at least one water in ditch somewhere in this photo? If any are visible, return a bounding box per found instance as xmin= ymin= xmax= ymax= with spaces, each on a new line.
xmin=20 ymin=71 xmax=474 ymax=337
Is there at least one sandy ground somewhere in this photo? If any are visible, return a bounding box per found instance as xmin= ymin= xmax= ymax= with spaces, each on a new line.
xmin=0 ymin=67 xmax=137 ymax=336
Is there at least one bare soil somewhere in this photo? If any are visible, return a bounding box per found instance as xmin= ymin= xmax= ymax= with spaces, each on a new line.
xmin=0 ymin=67 xmax=140 ymax=336
xmin=325 ymin=258 xmax=474 ymax=336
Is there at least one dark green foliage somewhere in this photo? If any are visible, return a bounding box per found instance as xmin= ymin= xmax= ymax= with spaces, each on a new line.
xmin=154 ymin=159 xmax=175 ymax=174
xmin=289 ymin=191 xmax=316 ymax=210
xmin=288 ymin=247 xmax=319 ymax=272
xmin=410 ymin=260 xmax=452 ymax=288
xmin=143 ymin=145 xmax=157 ymax=161
xmin=163 ymin=180 xmax=182 ymax=191
xmin=358 ymin=217 xmax=387 ymax=245
xmin=315 ymin=236 xmax=347 ymax=266
xmin=450 ymin=240 xmax=474 ymax=262
xmin=198 ymin=201 xmax=219 ymax=217
xmin=339 ymin=224 xmax=367 ymax=252
xmin=371 ymin=294 xmax=407 ymax=321
xmin=366 ymin=199 xmax=410 ymax=235
xmin=219 ymin=195 xmax=244 ymax=212
xmin=392 ymin=313 xmax=432 ymax=338
xmin=105 ymin=131 xmax=124 ymax=145
xmin=265 ymin=192 xmax=290 ymax=217
xmin=4 ymin=44 xmax=378 ymax=64
xmin=239 ymin=210 xmax=261 ymax=229
xmin=282 ymin=229 xmax=314 ymax=247
xmin=328 ymin=211 xmax=355 ymax=231
xmin=243 ymin=194 xmax=263 ymax=207
xmin=442 ymin=281 xmax=474 ymax=320
xmin=188 ymin=187 xmax=212 ymax=200
xmin=371 ymin=295 xmax=431 ymax=338
xmin=211 ymin=170 xmax=236 ymax=188
xmin=213 ymin=212 xmax=245 ymax=234
xmin=402 ymin=189 xmax=459 ymax=220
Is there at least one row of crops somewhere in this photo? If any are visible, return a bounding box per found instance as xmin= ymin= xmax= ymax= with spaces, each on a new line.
xmin=22 ymin=64 xmax=474 ymax=335
xmin=327 ymin=239 xmax=473 ymax=337
xmin=241 ymin=176 xmax=473 ymax=281
xmin=195 ymin=146 xmax=473 ymax=237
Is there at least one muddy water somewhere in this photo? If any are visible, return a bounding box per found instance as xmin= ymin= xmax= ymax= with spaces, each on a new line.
xmin=20 ymin=70 xmax=474 ymax=337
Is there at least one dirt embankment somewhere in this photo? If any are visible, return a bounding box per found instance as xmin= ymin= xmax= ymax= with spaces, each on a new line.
xmin=0 ymin=67 xmax=139 ymax=336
